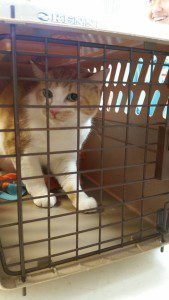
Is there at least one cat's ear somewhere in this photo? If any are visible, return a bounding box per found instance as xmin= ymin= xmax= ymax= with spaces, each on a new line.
xmin=30 ymin=60 xmax=44 ymax=78
xmin=89 ymin=69 xmax=110 ymax=88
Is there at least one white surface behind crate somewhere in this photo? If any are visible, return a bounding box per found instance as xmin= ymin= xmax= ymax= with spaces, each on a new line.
xmin=0 ymin=246 xmax=169 ymax=299
xmin=0 ymin=2 xmax=10 ymax=19
xmin=0 ymin=0 xmax=139 ymax=25
xmin=0 ymin=0 xmax=169 ymax=43
xmin=0 ymin=0 xmax=142 ymax=19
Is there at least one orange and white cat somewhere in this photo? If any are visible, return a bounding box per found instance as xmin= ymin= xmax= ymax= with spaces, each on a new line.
xmin=148 ymin=0 xmax=169 ymax=23
xmin=0 ymin=64 xmax=106 ymax=210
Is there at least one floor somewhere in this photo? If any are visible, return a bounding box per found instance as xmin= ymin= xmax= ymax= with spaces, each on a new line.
xmin=0 ymin=192 xmax=152 ymax=272
xmin=0 ymin=244 xmax=169 ymax=300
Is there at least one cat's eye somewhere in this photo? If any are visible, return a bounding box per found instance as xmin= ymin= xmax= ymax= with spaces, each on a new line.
xmin=66 ymin=93 xmax=78 ymax=102
xmin=42 ymin=89 xmax=53 ymax=98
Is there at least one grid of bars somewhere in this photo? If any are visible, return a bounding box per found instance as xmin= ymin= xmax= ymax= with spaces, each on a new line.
xmin=0 ymin=23 xmax=169 ymax=283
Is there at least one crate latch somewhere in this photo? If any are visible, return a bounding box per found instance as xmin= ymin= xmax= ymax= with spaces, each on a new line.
xmin=157 ymin=202 xmax=169 ymax=234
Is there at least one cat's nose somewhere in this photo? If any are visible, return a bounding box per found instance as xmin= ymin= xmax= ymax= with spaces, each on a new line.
xmin=49 ymin=108 xmax=60 ymax=118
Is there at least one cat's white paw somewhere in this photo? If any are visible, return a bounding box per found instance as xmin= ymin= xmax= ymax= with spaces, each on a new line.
xmin=75 ymin=195 xmax=98 ymax=211
xmin=33 ymin=194 xmax=57 ymax=208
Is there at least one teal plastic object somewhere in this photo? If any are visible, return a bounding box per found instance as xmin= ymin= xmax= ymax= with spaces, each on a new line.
xmin=0 ymin=183 xmax=27 ymax=201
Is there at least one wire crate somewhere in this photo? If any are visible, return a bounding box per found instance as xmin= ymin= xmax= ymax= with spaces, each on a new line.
xmin=0 ymin=17 xmax=169 ymax=292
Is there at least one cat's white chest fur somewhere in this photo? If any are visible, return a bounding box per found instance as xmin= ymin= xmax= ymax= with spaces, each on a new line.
xmin=27 ymin=108 xmax=92 ymax=167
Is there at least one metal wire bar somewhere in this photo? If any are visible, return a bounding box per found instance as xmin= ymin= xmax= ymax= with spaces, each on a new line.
xmin=98 ymin=45 xmax=106 ymax=251
xmin=10 ymin=23 xmax=26 ymax=282
xmin=44 ymin=37 xmax=52 ymax=267
xmin=2 ymin=75 xmax=168 ymax=87
xmin=0 ymin=192 xmax=167 ymax=229
xmin=0 ymin=176 xmax=158 ymax=207
xmin=76 ymin=41 xmax=81 ymax=258
xmin=0 ymin=232 xmax=159 ymax=276
xmin=140 ymin=51 xmax=155 ymax=239
xmin=0 ymin=103 xmax=167 ymax=109
xmin=0 ymin=123 xmax=166 ymax=134
xmin=11 ymin=34 xmax=169 ymax=56
xmin=2 ymin=210 xmax=158 ymax=251
xmin=121 ymin=48 xmax=133 ymax=245
xmin=5 ymin=230 xmax=159 ymax=270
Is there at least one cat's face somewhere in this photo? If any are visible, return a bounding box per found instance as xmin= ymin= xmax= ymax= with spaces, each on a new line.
xmin=32 ymin=64 xmax=106 ymax=124
xmin=148 ymin=0 xmax=169 ymax=23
